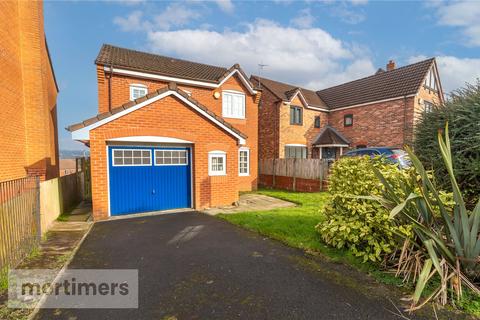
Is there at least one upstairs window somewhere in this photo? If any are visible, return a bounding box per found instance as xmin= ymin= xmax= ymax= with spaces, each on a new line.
xmin=130 ymin=84 xmax=148 ymax=101
xmin=314 ymin=116 xmax=321 ymax=128
xmin=222 ymin=91 xmax=245 ymax=119
xmin=424 ymin=69 xmax=438 ymax=91
xmin=208 ymin=151 xmax=227 ymax=176
xmin=290 ymin=106 xmax=303 ymax=125
xmin=344 ymin=114 xmax=353 ymax=127
xmin=424 ymin=101 xmax=434 ymax=113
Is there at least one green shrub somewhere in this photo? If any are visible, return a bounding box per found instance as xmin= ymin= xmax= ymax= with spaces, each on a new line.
xmin=374 ymin=125 xmax=480 ymax=309
xmin=414 ymin=81 xmax=480 ymax=207
xmin=316 ymin=156 xmax=412 ymax=262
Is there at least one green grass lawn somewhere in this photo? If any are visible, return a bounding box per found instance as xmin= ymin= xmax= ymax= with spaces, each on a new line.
xmin=219 ymin=189 xmax=480 ymax=316
xmin=220 ymin=189 xmax=400 ymax=281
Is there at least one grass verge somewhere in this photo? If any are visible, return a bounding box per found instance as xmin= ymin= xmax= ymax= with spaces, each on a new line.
xmin=219 ymin=189 xmax=479 ymax=316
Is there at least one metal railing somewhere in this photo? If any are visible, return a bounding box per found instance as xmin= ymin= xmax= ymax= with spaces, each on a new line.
xmin=0 ymin=176 xmax=40 ymax=279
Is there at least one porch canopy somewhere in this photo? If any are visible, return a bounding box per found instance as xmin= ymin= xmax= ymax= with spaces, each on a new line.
xmin=313 ymin=125 xmax=350 ymax=149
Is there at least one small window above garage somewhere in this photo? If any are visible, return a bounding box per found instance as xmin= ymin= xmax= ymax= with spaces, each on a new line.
xmin=113 ymin=149 xmax=151 ymax=166
xmin=154 ymin=150 xmax=188 ymax=165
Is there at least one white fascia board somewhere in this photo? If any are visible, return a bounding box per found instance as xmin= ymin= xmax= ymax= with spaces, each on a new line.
xmin=286 ymin=94 xmax=416 ymax=113
xmin=218 ymin=69 xmax=257 ymax=95
xmin=107 ymin=136 xmax=193 ymax=144
xmin=306 ymin=105 xmax=329 ymax=112
xmin=330 ymin=94 xmax=416 ymax=112
xmin=71 ymin=91 xmax=171 ymax=141
xmin=288 ymin=90 xmax=307 ymax=107
xmin=104 ymin=67 xmax=257 ymax=95
xmin=287 ymin=90 xmax=329 ymax=112
xmin=285 ymin=143 xmax=307 ymax=147
xmin=314 ymin=144 xmax=349 ymax=147
xmin=71 ymin=91 xmax=246 ymax=145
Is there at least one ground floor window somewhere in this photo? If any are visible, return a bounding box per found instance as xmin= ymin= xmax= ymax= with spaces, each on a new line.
xmin=238 ymin=148 xmax=249 ymax=176
xmin=285 ymin=146 xmax=307 ymax=159
xmin=208 ymin=151 xmax=226 ymax=176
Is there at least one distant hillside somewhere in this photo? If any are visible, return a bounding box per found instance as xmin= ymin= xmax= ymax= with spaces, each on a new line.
xmin=60 ymin=149 xmax=90 ymax=159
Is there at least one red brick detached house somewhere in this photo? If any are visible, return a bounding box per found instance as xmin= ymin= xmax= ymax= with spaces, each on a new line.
xmin=69 ymin=45 xmax=259 ymax=220
xmin=253 ymin=58 xmax=444 ymax=161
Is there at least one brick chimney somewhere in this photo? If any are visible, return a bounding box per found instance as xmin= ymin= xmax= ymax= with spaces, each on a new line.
xmin=386 ymin=60 xmax=396 ymax=71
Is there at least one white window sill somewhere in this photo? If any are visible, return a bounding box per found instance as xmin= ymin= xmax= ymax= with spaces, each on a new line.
xmin=239 ymin=173 xmax=249 ymax=177
xmin=222 ymin=115 xmax=246 ymax=120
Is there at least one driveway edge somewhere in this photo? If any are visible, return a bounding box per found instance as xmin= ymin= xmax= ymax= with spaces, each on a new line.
xmin=27 ymin=222 xmax=94 ymax=320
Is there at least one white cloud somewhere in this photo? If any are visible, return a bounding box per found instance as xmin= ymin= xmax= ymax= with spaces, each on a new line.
xmin=409 ymin=55 xmax=480 ymax=93
xmin=113 ymin=10 xmax=147 ymax=32
xmin=348 ymin=0 xmax=368 ymax=5
xmin=434 ymin=1 xmax=480 ymax=46
xmin=114 ymin=0 xmax=145 ymax=6
xmin=331 ymin=5 xmax=366 ymax=24
xmin=113 ymin=4 xmax=200 ymax=32
xmin=290 ymin=8 xmax=315 ymax=29
xmin=215 ymin=0 xmax=234 ymax=13
xmin=153 ymin=4 xmax=200 ymax=31
xmin=146 ymin=19 xmax=375 ymax=89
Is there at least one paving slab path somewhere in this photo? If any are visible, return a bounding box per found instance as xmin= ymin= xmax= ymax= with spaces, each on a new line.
xmin=203 ymin=193 xmax=295 ymax=215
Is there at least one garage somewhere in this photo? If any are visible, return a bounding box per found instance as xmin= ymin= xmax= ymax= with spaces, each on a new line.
xmin=108 ymin=146 xmax=192 ymax=216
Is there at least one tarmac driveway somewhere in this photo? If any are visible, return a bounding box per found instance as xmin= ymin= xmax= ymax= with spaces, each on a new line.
xmin=35 ymin=212 xmax=422 ymax=320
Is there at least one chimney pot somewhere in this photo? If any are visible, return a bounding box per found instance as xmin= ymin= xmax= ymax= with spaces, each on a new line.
xmin=387 ymin=60 xmax=396 ymax=71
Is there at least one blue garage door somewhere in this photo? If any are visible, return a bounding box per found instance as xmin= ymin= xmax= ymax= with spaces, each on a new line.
xmin=108 ymin=146 xmax=192 ymax=216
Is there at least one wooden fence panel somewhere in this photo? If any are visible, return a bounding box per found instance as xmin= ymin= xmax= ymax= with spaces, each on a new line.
xmin=259 ymin=158 xmax=329 ymax=191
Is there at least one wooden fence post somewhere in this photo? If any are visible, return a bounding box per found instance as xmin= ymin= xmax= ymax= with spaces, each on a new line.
xmin=292 ymin=158 xmax=297 ymax=192
xmin=319 ymin=159 xmax=324 ymax=191
xmin=272 ymin=159 xmax=276 ymax=189
xmin=35 ymin=176 xmax=41 ymax=242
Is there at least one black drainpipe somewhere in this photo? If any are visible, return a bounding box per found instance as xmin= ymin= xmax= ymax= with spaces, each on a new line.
xmin=403 ymin=95 xmax=408 ymax=146
xmin=106 ymin=63 xmax=113 ymax=112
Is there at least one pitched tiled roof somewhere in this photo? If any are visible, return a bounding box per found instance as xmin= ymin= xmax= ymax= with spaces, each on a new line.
xmin=317 ymin=58 xmax=435 ymax=110
xmin=96 ymin=44 xmax=230 ymax=83
xmin=67 ymin=82 xmax=246 ymax=139
xmin=313 ymin=125 xmax=350 ymax=146
xmin=250 ymin=75 xmax=327 ymax=108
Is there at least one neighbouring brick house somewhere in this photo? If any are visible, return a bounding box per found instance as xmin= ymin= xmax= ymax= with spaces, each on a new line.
xmin=253 ymin=58 xmax=444 ymax=161
xmin=69 ymin=45 xmax=260 ymax=220
xmin=0 ymin=0 xmax=59 ymax=181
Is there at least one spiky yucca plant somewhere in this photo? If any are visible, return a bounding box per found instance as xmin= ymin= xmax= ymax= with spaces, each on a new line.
xmin=373 ymin=124 xmax=479 ymax=310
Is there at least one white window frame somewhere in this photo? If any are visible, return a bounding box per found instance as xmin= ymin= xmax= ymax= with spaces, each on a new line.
xmin=222 ymin=90 xmax=246 ymax=119
xmin=208 ymin=150 xmax=227 ymax=176
xmin=129 ymin=83 xmax=148 ymax=101
xmin=238 ymin=147 xmax=250 ymax=176
xmin=154 ymin=149 xmax=189 ymax=166
xmin=112 ymin=148 xmax=152 ymax=167
xmin=285 ymin=145 xmax=307 ymax=159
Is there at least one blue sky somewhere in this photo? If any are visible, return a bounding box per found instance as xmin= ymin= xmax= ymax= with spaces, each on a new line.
xmin=43 ymin=0 xmax=480 ymax=151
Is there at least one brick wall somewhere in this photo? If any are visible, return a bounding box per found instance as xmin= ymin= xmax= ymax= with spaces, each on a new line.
xmin=259 ymin=93 xmax=428 ymax=157
xmin=258 ymin=87 xmax=280 ymax=160
xmin=90 ymin=95 xmax=241 ymax=220
xmin=278 ymin=95 xmax=328 ymax=158
xmin=96 ymin=68 xmax=258 ymax=192
xmin=328 ymin=97 xmax=415 ymax=148
xmin=0 ymin=0 xmax=59 ymax=181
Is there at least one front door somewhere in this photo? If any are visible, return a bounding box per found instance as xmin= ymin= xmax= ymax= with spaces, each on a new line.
xmin=322 ymin=147 xmax=337 ymax=160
